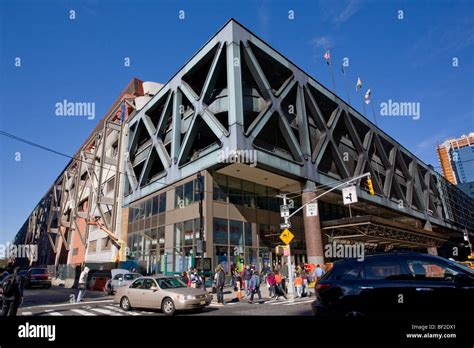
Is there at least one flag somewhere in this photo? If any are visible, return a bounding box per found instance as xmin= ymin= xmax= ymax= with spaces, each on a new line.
xmin=324 ymin=49 xmax=331 ymax=65
xmin=120 ymin=103 xmax=126 ymax=122
xmin=356 ymin=77 xmax=362 ymax=91
xmin=364 ymin=88 xmax=371 ymax=104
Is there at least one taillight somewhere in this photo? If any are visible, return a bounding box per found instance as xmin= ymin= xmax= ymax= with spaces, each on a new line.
xmin=316 ymin=283 xmax=330 ymax=290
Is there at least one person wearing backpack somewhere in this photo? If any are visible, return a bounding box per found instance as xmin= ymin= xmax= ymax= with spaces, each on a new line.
xmin=1 ymin=267 xmax=24 ymax=316
xmin=248 ymin=270 xmax=262 ymax=304
xmin=215 ymin=265 xmax=226 ymax=306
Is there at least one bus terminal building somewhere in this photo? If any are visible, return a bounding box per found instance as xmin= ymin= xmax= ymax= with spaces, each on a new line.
xmin=120 ymin=19 xmax=473 ymax=275
xmin=13 ymin=19 xmax=473 ymax=280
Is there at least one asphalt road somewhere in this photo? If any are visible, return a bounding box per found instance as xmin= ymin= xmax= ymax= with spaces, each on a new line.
xmin=16 ymin=286 xmax=314 ymax=316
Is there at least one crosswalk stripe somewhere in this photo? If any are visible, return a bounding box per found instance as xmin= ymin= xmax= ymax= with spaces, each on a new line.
xmin=70 ymin=309 xmax=97 ymax=316
xmin=47 ymin=311 xmax=63 ymax=316
xmin=21 ymin=311 xmax=33 ymax=316
xmin=284 ymin=299 xmax=314 ymax=306
xmin=89 ymin=308 xmax=124 ymax=316
xmin=104 ymin=305 xmax=141 ymax=316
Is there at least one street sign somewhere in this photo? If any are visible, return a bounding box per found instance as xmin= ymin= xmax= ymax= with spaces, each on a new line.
xmin=283 ymin=247 xmax=290 ymax=256
xmin=342 ymin=185 xmax=358 ymax=205
xmin=280 ymin=205 xmax=290 ymax=218
xmin=279 ymin=228 xmax=295 ymax=245
xmin=306 ymin=202 xmax=318 ymax=217
xmin=280 ymin=222 xmax=291 ymax=229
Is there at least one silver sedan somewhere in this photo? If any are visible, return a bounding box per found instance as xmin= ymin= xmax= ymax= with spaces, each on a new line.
xmin=114 ymin=276 xmax=212 ymax=315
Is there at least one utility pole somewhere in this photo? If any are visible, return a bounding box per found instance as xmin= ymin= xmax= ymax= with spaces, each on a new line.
xmin=196 ymin=172 xmax=205 ymax=288
xmin=277 ymin=194 xmax=295 ymax=302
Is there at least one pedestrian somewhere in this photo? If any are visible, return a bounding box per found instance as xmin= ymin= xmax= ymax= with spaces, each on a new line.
xmin=215 ymin=265 xmax=226 ymax=306
xmin=294 ymin=273 xmax=303 ymax=298
xmin=182 ymin=271 xmax=190 ymax=287
xmin=248 ymin=270 xmax=262 ymax=304
xmin=1 ymin=267 xmax=24 ymax=316
xmin=302 ymin=270 xmax=309 ymax=297
xmin=190 ymin=268 xmax=202 ymax=288
xmin=76 ymin=266 xmax=89 ymax=303
xmin=242 ymin=265 xmax=252 ymax=297
xmin=266 ymin=271 xmax=276 ymax=298
xmin=313 ymin=264 xmax=324 ymax=282
xmin=274 ymin=271 xmax=287 ymax=300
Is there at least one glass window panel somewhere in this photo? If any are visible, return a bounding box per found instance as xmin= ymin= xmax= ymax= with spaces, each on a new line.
xmin=228 ymin=176 xmax=242 ymax=206
xmin=258 ymin=224 xmax=272 ymax=248
xmin=145 ymin=199 xmax=152 ymax=218
xmin=244 ymin=222 xmax=252 ymax=247
xmin=159 ymin=192 xmax=167 ymax=213
xmin=184 ymin=220 xmax=194 ymax=246
xmin=245 ymin=247 xmax=258 ymax=269
xmin=267 ymin=187 xmax=279 ymax=212
xmin=184 ymin=181 xmax=194 ymax=205
xmin=174 ymin=223 xmax=182 ymax=248
xmin=229 ymin=220 xmax=244 ymax=246
xmin=175 ymin=185 xmax=184 ymax=208
xmin=150 ymin=228 xmax=158 ymax=249
xmin=213 ymin=218 xmax=228 ymax=245
xmin=158 ymin=226 xmax=165 ymax=249
xmin=213 ymin=173 xmax=227 ymax=202
xmin=194 ymin=218 xmax=201 ymax=240
xmin=242 ymin=180 xmax=255 ymax=207
xmin=255 ymin=184 xmax=268 ymax=210
xmin=152 ymin=196 xmax=159 ymax=215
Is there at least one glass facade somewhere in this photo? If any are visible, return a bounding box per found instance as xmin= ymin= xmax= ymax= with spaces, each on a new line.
xmin=175 ymin=179 xmax=202 ymax=208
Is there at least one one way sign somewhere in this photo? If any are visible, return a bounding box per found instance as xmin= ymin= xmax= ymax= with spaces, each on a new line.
xmin=342 ymin=186 xmax=358 ymax=205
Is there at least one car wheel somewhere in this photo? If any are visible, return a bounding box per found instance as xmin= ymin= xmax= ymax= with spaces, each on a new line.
xmin=120 ymin=296 xmax=132 ymax=311
xmin=161 ymin=298 xmax=176 ymax=316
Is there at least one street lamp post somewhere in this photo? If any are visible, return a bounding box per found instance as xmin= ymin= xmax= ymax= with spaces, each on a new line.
xmin=196 ymin=172 xmax=205 ymax=288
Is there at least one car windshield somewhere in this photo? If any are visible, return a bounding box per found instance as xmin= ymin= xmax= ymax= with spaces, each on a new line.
xmin=156 ymin=277 xmax=187 ymax=289
xmin=31 ymin=269 xmax=47 ymax=275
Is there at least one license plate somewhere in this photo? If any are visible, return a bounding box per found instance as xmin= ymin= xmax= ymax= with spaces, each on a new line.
xmin=200 ymin=300 xmax=206 ymax=305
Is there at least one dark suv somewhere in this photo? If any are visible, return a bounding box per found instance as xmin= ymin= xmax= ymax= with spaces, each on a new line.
xmin=312 ymin=252 xmax=474 ymax=318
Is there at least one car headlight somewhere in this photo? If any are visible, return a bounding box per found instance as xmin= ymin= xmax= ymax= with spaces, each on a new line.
xmin=178 ymin=295 xmax=196 ymax=300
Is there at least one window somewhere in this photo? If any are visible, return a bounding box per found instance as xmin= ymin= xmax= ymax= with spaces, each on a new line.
xmin=229 ymin=220 xmax=244 ymax=246
xmin=244 ymin=222 xmax=252 ymax=247
xmin=214 ymin=245 xmax=229 ymax=273
xmin=158 ymin=226 xmax=165 ymax=249
xmin=159 ymin=192 xmax=166 ymax=213
xmin=184 ymin=220 xmax=194 ymax=246
xmin=213 ymin=218 xmax=228 ymax=245
xmin=175 ymin=185 xmax=184 ymax=208
xmin=106 ymin=177 xmax=115 ymax=193
xmin=406 ymin=259 xmax=460 ymax=281
xmin=113 ymin=274 xmax=124 ymax=280
xmin=242 ymin=180 xmax=255 ymax=207
xmin=124 ymin=274 xmax=140 ymax=281
xmin=89 ymin=240 xmax=97 ymax=253
xmin=362 ymin=261 xmax=407 ymax=280
xmin=130 ymin=278 xmax=145 ymax=289
xmin=102 ymin=237 xmax=112 ymax=251
xmin=213 ymin=173 xmax=227 ymax=202
xmin=145 ymin=199 xmax=152 ymax=218
xmin=143 ymin=278 xmax=156 ymax=289
xmin=255 ymin=184 xmax=268 ymax=210
xmin=184 ymin=181 xmax=194 ymax=205
xmin=175 ymin=180 xmax=200 ymax=208
xmin=228 ymin=176 xmax=242 ymax=206
xmin=152 ymin=196 xmax=159 ymax=215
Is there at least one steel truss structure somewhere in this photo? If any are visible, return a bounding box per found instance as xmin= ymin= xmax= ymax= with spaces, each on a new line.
xmin=124 ymin=19 xmax=473 ymax=235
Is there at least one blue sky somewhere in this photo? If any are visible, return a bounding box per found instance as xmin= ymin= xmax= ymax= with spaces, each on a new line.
xmin=1 ymin=0 xmax=473 ymax=245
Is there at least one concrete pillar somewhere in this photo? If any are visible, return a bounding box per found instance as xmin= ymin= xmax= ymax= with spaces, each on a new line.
xmin=302 ymin=181 xmax=325 ymax=265
xmin=423 ymin=220 xmax=438 ymax=255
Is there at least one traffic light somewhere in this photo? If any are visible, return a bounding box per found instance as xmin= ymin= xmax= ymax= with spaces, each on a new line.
xmin=366 ymin=177 xmax=375 ymax=195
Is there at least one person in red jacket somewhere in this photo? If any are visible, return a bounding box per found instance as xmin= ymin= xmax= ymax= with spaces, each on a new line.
xmin=266 ymin=271 xmax=276 ymax=298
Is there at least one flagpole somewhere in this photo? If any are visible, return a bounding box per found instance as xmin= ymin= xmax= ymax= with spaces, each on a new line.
xmin=328 ymin=62 xmax=337 ymax=93
xmin=342 ymin=66 xmax=352 ymax=106
xmin=360 ymin=92 xmax=367 ymax=117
